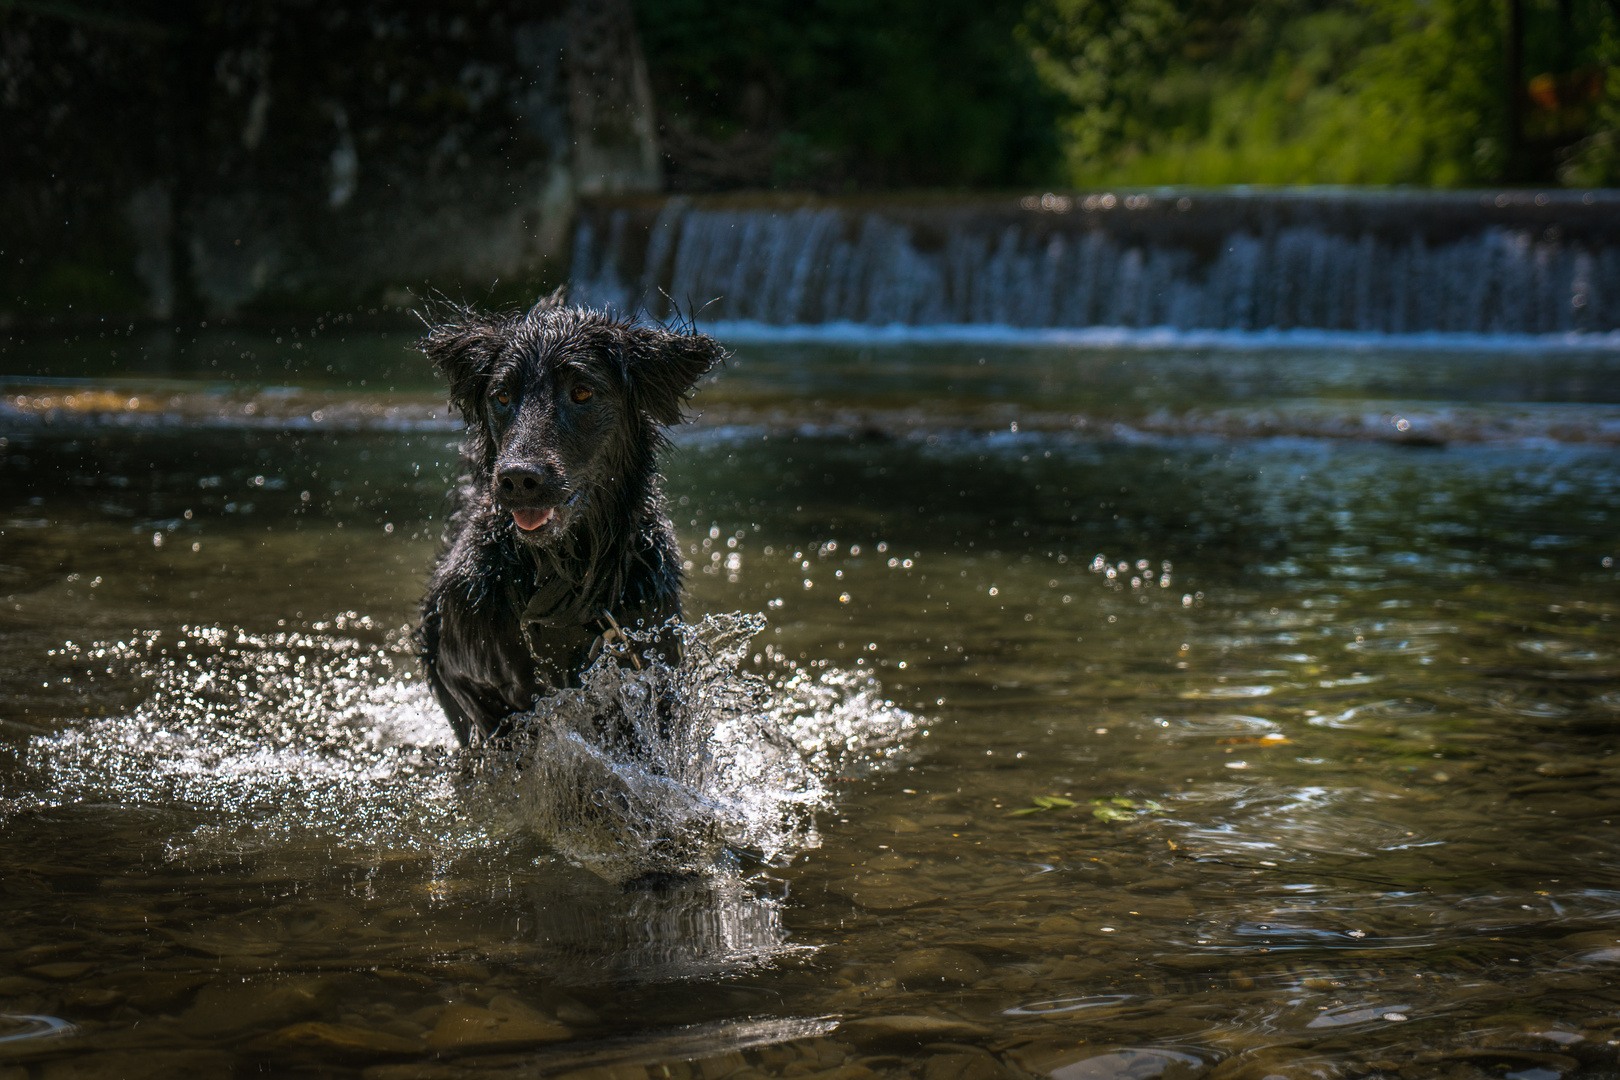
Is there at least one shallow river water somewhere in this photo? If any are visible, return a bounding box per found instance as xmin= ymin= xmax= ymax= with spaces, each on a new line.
xmin=2 ymin=326 xmax=1620 ymax=1079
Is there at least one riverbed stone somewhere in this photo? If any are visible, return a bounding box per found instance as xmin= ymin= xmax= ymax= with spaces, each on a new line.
xmin=923 ymin=1049 xmax=1012 ymax=1080
xmin=63 ymin=987 xmax=122 ymax=1009
xmin=1104 ymin=896 xmax=1196 ymax=919
xmin=1045 ymin=956 xmax=1106 ymax=980
xmin=894 ymin=948 xmax=986 ymax=988
xmin=438 ymin=962 xmax=492 ymax=982
xmin=100 ymin=971 xmax=211 ymax=1010
xmin=424 ymin=1001 xmax=571 ymax=1051
xmin=1152 ymin=953 xmax=1229 ymax=973
xmin=1441 ymin=1049 xmax=1579 ymax=1075
xmin=828 ymin=876 xmax=941 ymax=912
xmin=549 ymin=1067 xmax=652 ymax=1080
xmin=361 ymin=1067 xmax=481 ymax=1080
xmin=37 ymin=1051 xmax=234 ymax=1080
xmin=1536 ymin=761 xmax=1597 ymax=777
xmin=1012 ymin=1042 xmax=1206 ymax=1080
xmin=795 ymin=1065 xmax=876 ymax=1080
xmin=1070 ymin=1050 xmax=1204 ymax=1080
xmin=696 ymin=1051 xmax=749 ymax=1079
xmin=1208 ymin=1049 xmax=1329 ymax=1080
xmin=835 ymin=1015 xmax=990 ymax=1048
xmin=27 ymin=962 xmax=94 ymax=980
xmin=164 ymin=930 xmax=278 ymax=957
xmin=263 ymin=1021 xmax=425 ymax=1054
xmin=545 ymin=991 xmax=601 ymax=1027
xmin=179 ymin=975 xmax=340 ymax=1037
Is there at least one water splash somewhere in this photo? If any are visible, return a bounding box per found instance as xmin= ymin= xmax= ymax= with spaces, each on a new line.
xmin=11 ymin=624 xmax=464 ymax=864
xmin=472 ymin=613 xmax=921 ymax=884
xmin=11 ymin=613 xmax=920 ymax=885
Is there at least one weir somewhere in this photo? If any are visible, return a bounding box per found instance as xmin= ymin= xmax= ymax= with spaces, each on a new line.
xmin=570 ymin=190 xmax=1620 ymax=335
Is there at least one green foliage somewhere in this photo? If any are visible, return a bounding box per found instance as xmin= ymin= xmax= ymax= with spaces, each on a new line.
xmin=1089 ymin=796 xmax=1165 ymax=821
xmin=1004 ymin=794 xmax=1164 ymax=821
xmin=1006 ymin=795 xmax=1079 ymax=816
xmin=632 ymin=0 xmax=1063 ymax=189
xmin=1021 ymin=0 xmax=1620 ymax=187
xmin=636 ymin=0 xmax=1620 ymax=190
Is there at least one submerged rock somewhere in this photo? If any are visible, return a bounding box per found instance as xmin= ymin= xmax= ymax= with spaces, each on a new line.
xmin=829 ymin=875 xmax=941 ymax=912
xmin=924 ymin=1050 xmax=1013 ymax=1080
xmin=425 ymin=1000 xmax=571 ymax=1051
xmin=893 ymin=948 xmax=986 ymax=987
xmin=835 ymin=1015 xmax=990 ymax=1048
xmin=27 ymin=962 xmax=94 ymax=980
xmin=178 ymin=975 xmax=341 ymax=1037
xmin=34 ymin=1050 xmax=234 ymax=1080
xmin=262 ymin=1021 xmax=424 ymax=1055
xmin=1535 ymin=761 xmax=1597 ymax=777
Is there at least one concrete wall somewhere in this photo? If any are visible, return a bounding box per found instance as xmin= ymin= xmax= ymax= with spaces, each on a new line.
xmin=0 ymin=0 xmax=661 ymax=327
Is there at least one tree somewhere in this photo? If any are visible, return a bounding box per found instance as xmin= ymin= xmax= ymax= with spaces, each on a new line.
xmin=1020 ymin=0 xmax=1620 ymax=186
xmin=632 ymin=0 xmax=1063 ymax=189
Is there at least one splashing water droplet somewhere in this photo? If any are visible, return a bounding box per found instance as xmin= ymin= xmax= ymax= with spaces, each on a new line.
xmin=476 ymin=614 xmax=920 ymax=884
xmin=16 ymin=615 xmax=921 ymax=887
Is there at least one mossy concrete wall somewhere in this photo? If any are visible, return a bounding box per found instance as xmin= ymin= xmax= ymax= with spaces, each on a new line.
xmin=0 ymin=0 xmax=659 ymax=328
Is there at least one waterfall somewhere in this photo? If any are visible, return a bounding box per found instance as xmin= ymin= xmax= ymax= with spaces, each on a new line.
xmin=569 ymin=191 xmax=1620 ymax=336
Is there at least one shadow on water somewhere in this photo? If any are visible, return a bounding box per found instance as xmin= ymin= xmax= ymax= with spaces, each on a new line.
xmin=2 ymin=331 xmax=1620 ymax=1076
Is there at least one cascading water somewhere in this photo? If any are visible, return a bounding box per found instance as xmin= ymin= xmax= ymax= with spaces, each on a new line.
xmin=570 ymin=191 xmax=1620 ymax=336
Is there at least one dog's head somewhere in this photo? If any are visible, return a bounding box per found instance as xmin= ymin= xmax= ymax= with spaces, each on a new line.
xmin=423 ymin=295 xmax=723 ymax=546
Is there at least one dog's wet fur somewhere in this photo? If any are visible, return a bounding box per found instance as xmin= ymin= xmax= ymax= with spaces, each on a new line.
xmin=416 ymin=295 xmax=724 ymax=745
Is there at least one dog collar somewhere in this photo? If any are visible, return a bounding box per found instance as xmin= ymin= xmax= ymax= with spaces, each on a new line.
xmin=519 ymin=578 xmax=642 ymax=674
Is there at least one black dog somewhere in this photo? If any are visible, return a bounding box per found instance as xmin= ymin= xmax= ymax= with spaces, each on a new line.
xmin=415 ymin=296 xmax=723 ymax=745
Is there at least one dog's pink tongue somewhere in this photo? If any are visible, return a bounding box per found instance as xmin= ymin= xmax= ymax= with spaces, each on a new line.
xmin=512 ymin=507 xmax=556 ymax=531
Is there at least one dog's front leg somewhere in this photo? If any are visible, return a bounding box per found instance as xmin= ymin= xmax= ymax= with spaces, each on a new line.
xmin=424 ymin=595 xmax=548 ymax=741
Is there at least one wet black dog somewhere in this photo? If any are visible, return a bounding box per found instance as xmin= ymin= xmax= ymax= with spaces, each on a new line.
xmin=415 ymin=296 xmax=723 ymax=744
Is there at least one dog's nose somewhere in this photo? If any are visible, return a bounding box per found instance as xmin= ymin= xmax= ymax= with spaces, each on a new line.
xmin=496 ymin=464 xmax=549 ymax=498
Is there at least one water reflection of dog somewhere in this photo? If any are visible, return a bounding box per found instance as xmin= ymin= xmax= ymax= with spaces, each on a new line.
xmin=415 ymin=294 xmax=723 ymax=745
xmin=522 ymin=867 xmax=805 ymax=984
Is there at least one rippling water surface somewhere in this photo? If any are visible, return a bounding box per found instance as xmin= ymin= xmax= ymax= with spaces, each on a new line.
xmin=2 ymin=328 xmax=1620 ymax=1079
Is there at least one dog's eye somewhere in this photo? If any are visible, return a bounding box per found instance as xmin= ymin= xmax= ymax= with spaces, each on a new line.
xmin=570 ymin=386 xmax=594 ymax=404
xmin=493 ymin=389 xmax=511 ymax=407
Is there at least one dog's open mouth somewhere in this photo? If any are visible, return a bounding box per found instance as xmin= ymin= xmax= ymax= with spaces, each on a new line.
xmin=512 ymin=507 xmax=558 ymax=532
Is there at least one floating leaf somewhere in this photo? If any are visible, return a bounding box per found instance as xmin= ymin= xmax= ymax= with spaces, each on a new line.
xmin=1008 ymin=793 xmax=1158 ymax=823
xmin=1087 ymin=795 xmax=1168 ymax=823
xmin=1006 ymin=794 xmax=1081 ymax=817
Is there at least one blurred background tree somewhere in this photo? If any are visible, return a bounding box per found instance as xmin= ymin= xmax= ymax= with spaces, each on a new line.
xmin=635 ymin=0 xmax=1620 ymax=189
xmin=1015 ymin=0 xmax=1620 ymax=186
xmin=630 ymin=0 xmax=1064 ymax=189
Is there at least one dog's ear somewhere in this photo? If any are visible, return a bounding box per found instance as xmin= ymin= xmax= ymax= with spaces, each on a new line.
xmin=423 ymin=311 xmax=507 ymax=409
xmin=619 ymin=325 xmax=725 ymax=426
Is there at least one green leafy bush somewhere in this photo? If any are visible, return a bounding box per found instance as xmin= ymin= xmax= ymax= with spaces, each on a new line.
xmin=1021 ymin=0 xmax=1620 ymax=187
